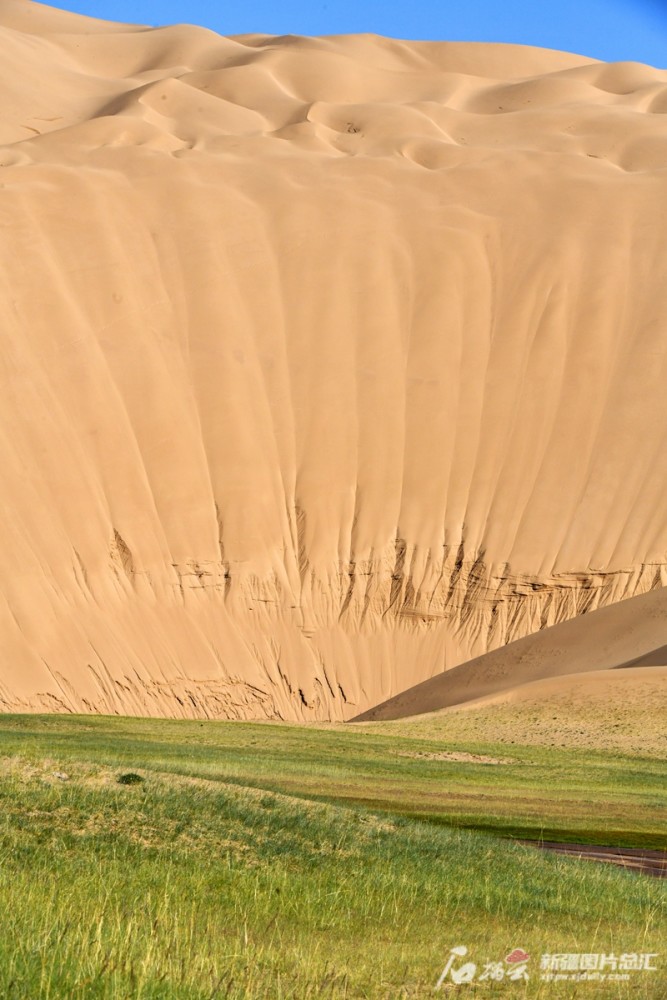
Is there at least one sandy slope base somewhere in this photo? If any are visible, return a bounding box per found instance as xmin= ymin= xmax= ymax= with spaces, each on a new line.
xmin=3 ymin=1 xmax=667 ymax=718
xmin=354 ymin=584 xmax=667 ymax=721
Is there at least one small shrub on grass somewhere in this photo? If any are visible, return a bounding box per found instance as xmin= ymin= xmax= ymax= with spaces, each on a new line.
xmin=117 ymin=772 xmax=144 ymax=786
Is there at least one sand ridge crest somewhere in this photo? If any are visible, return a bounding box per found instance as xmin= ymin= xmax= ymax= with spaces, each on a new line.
xmin=1 ymin=7 xmax=666 ymax=171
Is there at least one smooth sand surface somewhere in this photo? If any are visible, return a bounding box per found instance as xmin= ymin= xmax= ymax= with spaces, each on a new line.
xmin=2 ymin=1 xmax=667 ymax=719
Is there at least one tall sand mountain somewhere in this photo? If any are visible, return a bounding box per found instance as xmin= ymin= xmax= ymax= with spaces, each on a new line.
xmin=1 ymin=0 xmax=667 ymax=719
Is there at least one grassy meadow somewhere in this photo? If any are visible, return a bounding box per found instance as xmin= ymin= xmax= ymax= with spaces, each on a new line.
xmin=0 ymin=711 xmax=663 ymax=998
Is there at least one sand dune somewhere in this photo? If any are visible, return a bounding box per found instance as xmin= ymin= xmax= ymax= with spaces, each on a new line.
xmin=472 ymin=665 xmax=667 ymax=717
xmin=2 ymin=1 xmax=667 ymax=720
xmin=353 ymin=585 xmax=667 ymax=720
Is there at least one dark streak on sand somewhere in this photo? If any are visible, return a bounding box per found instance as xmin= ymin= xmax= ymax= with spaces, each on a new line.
xmin=517 ymin=840 xmax=667 ymax=878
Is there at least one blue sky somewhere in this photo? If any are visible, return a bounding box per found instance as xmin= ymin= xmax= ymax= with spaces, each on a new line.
xmin=54 ymin=0 xmax=667 ymax=67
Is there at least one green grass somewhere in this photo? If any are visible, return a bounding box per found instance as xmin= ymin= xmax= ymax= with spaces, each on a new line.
xmin=1 ymin=713 xmax=664 ymax=849
xmin=0 ymin=714 xmax=664 ymax=997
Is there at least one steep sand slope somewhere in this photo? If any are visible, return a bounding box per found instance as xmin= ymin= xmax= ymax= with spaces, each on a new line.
xmin=354 ymin=585 xmax=667 ymax=720
xmin=2 ymin=1 xmax=667 ymax=720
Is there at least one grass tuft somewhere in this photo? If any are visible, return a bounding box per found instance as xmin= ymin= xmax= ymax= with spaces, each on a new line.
xmin=116 ymin=772 xmax=145 ymax=786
